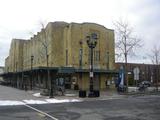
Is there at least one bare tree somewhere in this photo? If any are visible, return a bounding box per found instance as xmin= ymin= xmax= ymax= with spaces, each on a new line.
xmin=39 ymin=22 xmax=49 ymax=67
xmin=39 ymin=22 xmax=54 ymax=97
xmin=114 ymin=19 xmax=142 ymax=89
xmin=148 ymin=45 xmax=160 ymax=91
xmin=149 ymin=45 xmax=160 ymax=65
xmin=30 ymin=22 xmax=53 ymax=97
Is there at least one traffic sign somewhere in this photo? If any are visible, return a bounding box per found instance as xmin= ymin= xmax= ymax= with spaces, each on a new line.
xmin=133 ymin=67 xmax=140 ymax=80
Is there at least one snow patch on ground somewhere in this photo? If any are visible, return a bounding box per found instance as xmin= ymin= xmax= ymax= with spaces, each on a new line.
xmin=23 ymin=100 xmax=48 ymax=104
xmin=0 ymin=100 xmax=25 ymax=106
xmin=46 ymin=99 xmax=70 ymax=103
xmin=0 ymin=99 xmax=82 ymax=106
xmin=45 ymin=98 xmax=81 ymax=103
xmin=33 ymin=93 xmax=41 ymax=97
xmin=65 ymin=94 xmax=77 ymax=97
xmin=128 ymin=87 xmax=139 ymax=92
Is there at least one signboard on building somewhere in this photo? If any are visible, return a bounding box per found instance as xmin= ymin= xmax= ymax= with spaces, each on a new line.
xmin=119 ymin=66 xmax=124 ymax=86
xmin=90 ymin=72 xmax=94 ymax=77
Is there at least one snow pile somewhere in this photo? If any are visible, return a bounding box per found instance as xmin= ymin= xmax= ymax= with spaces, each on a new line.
xmin=128 ymin=87 xmax=138 ymax=92
xmin=33 ymin=93 xmax=42 ymax=97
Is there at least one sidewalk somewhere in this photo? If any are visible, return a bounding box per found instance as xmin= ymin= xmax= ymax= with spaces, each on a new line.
xmin=0 ymin=85 xmax=45 ymax=100
xmin=0 ymin=85 xmax=126 ymax=106
xmin=0 ymin=85 xmax=124 ymax=101
xmin=53 ymin=89 xmax=126 ymax=101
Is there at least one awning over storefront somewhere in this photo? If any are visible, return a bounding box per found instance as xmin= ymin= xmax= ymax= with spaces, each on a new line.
xmin=58 ymin=67 xmax=75 ymax=74
xmin=1 ymin=67 xmax=118 ymax=76
xmin=75 ymin=68 xmax=118 ymax=74
xmin=0 ymin=72 xmax=13 ymax=77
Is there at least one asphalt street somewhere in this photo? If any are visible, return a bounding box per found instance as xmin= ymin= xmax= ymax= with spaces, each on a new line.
xmin=0 ymin=95 xmax=160 ymax=120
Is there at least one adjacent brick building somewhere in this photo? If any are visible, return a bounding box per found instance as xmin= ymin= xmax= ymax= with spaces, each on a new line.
xmin=0 ymin=66 xmax=4 ymax=81
xmin=115 ymin=62 xmax=160 ymax=86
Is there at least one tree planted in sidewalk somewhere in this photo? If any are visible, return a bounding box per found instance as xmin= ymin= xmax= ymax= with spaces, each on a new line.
xmin=148 ymin=45 xmax=160 ymax=91
xmin=114 ymin=19 xmax=142 ymax=89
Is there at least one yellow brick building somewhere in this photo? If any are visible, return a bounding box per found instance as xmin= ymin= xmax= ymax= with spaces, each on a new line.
xmin=4 ymin=22 xmax=117 ymax=92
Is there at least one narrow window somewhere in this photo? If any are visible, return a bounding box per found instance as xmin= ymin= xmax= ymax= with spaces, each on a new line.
xmin=88 ymin=49 xmax=91 ymax=65
xmin=94 ymin=50 xmax=100 ymax=62
xmin=66 ymin=49 xmax=68 ymax=66
xmin=106 ymin=52 xmax=109 ymax=69
xmin=79 ymin=48 xmax=83 ymax=68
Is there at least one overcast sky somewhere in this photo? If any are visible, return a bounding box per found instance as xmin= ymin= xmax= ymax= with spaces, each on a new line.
xmin=0 ymin=0 xmax=160 ymax=66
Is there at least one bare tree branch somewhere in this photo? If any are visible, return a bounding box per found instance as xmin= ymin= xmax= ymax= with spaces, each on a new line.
xmin=113 ymin=19 xmax=142 ymax=89
xmin=114 ymin=20 xmax=142 ymax=62
xmin=148 ymin=45 xmax=160 ymax=65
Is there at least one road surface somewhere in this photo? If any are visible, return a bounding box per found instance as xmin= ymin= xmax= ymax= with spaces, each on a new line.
xmin=0 ymin=95 xmax=160 ymax=120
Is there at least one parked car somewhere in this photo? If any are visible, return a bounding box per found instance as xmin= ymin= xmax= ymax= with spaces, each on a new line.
xmin=138 ymin=81 xmax=151 ymax=87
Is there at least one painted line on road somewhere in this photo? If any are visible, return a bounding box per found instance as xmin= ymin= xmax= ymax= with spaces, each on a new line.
xmin=24 ymin=104 xmax=59 ymax=120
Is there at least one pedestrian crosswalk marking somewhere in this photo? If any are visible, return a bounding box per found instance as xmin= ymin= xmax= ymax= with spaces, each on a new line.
xmin=24 ymin=104 xmax=59 ymax=120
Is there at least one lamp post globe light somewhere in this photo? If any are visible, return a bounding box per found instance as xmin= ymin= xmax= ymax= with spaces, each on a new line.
xmin=86 ymin=33 xmax=98 ymax=97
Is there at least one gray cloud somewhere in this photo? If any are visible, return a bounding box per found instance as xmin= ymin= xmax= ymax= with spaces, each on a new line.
xmin=126 ymin=0 xmax=160 ymax=62
xmin=0 ymin=0 xmax=160 ymax=65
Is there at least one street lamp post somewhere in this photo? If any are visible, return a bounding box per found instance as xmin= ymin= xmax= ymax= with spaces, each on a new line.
xmin=31 ymin=55 xmax=34 ymax=90
xmin=86 ymin=33 xmax=98 ymax=97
